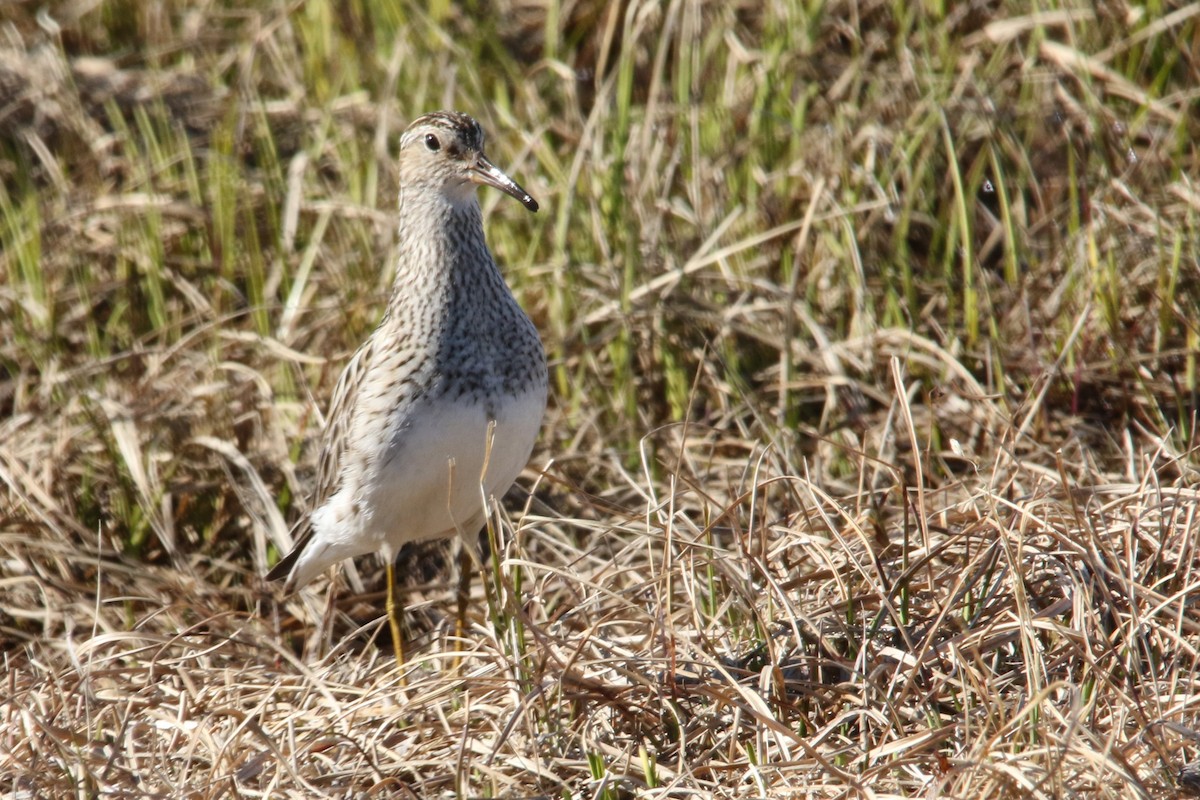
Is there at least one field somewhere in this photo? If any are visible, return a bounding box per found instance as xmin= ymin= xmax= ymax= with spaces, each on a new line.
xmin=2 ymin=0 xmax=1199 ymax=796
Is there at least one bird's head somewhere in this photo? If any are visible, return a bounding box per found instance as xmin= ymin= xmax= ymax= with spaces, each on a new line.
xmin=399 ymin=111 xmax=538 ymax=213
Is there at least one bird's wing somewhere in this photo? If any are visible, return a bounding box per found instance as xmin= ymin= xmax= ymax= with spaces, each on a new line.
xmin=313 ymin=338 xmax=370 ymax=510
xmin=265 ymin=338 xmax=371 ymax=582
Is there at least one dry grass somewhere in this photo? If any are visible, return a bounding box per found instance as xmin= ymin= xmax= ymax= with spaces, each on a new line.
xmin=2 ymin=0 xmax=1200 ymax=796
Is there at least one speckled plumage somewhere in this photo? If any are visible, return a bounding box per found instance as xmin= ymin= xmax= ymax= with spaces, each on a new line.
xmin=267 ymin=111 xmax=546 ymax=594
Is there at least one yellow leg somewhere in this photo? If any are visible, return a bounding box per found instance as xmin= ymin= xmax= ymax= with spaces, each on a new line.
xmin=454 ymin=543 xmax=472 ymax=671
xmin=386 ymin=559 xmax=407 ymax=684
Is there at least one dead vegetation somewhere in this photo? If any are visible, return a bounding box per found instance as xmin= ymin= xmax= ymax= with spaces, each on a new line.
xmin=2 ymin=0 xmax=1199 ymax=796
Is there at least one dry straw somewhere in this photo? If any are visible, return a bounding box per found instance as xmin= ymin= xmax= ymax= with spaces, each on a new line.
xmin=2 ymin=0 xmax=1199 ymax=796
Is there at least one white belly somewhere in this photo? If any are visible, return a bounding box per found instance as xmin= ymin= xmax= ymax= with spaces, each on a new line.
xmin=290 ymin=383 xmax=545 ymax=590
xmin=361 ymin=386 xmax=545 ymax=549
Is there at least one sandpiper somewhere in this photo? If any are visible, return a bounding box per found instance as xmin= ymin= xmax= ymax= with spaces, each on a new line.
xmin=267 ymin=111 xmax=546 ymax=669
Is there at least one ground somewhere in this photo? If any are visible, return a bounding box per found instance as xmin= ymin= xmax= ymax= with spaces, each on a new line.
xmin=1 ymin=0 xmax=1199 ymax=797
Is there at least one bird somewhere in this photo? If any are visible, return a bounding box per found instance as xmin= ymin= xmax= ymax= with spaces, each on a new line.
xmin=267 ymin=110 xmax=546 ymax=671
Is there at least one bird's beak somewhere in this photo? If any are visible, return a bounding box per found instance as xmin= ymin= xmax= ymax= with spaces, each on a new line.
xmin=469 ymin=155 xmax=539 ymax=213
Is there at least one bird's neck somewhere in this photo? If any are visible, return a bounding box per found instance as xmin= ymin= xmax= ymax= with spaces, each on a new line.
xmin=385 ymin=191 xmax=497 ymax=318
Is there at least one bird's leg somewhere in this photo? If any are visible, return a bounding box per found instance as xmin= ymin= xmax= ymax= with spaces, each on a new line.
xmin=454 ymin=541 xmax=472 ymax=670
xmin=386 ymin=558 xmax=407 ymax=684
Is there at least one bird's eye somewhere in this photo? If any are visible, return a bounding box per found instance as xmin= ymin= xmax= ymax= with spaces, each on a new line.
xmin=424 ymin=133 xmax=441 ymax=152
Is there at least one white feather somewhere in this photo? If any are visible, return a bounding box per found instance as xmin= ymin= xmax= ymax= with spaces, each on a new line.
xmin=287 ymin=385 xmax=545 ymax=588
